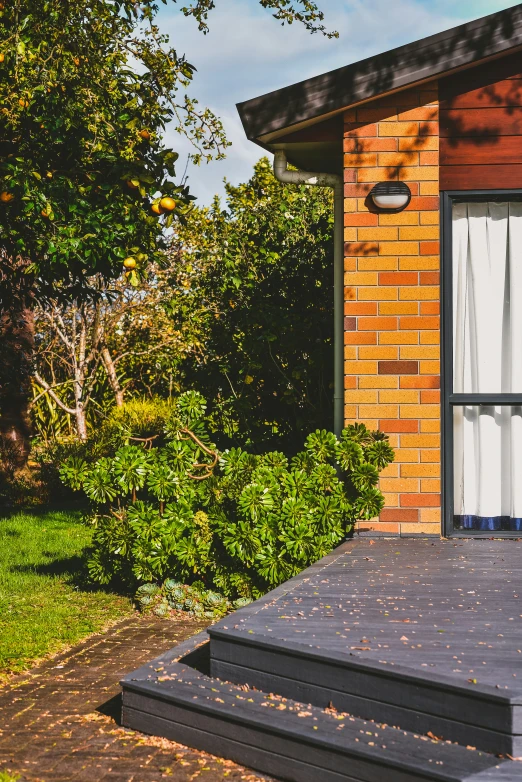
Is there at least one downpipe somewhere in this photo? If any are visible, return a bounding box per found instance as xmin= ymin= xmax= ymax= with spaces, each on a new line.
xmin=273 ymin=150 xmax=344 ymax=439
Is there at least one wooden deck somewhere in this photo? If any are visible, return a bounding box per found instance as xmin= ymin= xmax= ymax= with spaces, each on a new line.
xmin=121 ymin=539 xmax=522 ymax=781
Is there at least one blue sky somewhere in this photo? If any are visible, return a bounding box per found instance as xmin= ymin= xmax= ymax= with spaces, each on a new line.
xmin=157 ymin=1 xmax=518 ymax=204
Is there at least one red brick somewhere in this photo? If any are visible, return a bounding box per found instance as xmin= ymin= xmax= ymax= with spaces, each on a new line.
xmin=344 ymin=183 xmax=373 ymax=197
xmin=380 ymin=508 xmax=419 ymax=522
xmin=379 ymin=419 xmax=419 ymax=433
xmin=344 ymin=168 xmax=356 ymax=183
xmin=344 ymin=122 xmax=378 ymax=136
xmin=379 ymin=360 xmax=418 ymax=375
xmin=344 ymin=317 xmax=357 ymax=331
xmin=379 ymin=272 xmax=418 ymax=286
xmin=400 ymin=493 xmax=441 ymax=507
xmin=400 ymin=376 xmax=440 ymax=389
xmin=420 ymin=271 xmax=439 ymax=285
xmin=420 ymin=241 xmax=439 ymax=255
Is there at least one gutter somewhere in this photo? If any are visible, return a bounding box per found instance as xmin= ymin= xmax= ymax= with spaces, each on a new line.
xmin=273 ymin=150 xmax=344 ymax=439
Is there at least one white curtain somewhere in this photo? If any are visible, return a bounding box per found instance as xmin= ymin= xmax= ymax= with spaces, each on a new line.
xmin=452 ymin=201 xmax=522 ymax=531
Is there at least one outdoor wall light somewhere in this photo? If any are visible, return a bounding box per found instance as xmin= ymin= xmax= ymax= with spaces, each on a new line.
xmin=369 ymin=181 xmax=411 ymax=212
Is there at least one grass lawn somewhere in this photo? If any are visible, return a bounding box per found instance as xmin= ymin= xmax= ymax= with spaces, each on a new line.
xmin=0 ymin=509 xmax=133 ymax=680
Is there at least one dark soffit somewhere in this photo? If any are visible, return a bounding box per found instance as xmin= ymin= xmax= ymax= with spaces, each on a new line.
xmin=237 ymin=4 xmax=522 ymax=143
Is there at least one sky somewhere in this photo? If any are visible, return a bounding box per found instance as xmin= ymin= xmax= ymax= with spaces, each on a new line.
xmin=157 ymin=0 xmax=518 ymax=205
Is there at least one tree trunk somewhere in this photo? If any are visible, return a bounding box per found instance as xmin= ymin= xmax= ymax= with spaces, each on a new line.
xmin=0 ymin=276 xmax=35 ymax=469
xmin=75 ymin=406 xmax=88 ymax=441
xmin=101 ymin=346 xmax=124 ymax=407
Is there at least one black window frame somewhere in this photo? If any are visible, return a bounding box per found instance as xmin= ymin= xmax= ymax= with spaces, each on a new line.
xmin=441 ymin=190 xmax=522 ymax=537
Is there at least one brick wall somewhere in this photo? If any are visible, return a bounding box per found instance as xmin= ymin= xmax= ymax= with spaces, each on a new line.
xmin=343 ymin=83 xmax=441 ymax=536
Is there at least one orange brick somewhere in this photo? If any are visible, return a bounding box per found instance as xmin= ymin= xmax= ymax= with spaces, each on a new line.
xmin=379 ymin=302 xmax=418 ymax=315
xmin=345 ymin=241 xmax=378 ymax=256
xmin=380 ymin=462 xmax=399 ymax=477
xmin=379 ymin=212 xmax=418 ymax=225
xmin=378 ymin=121 xmax=419 ymax=136
xmin=400 ymin=316 xmax=439 ymax=330
xmin=400 ymin=375 xmax=439 ymax=389
xmin=358 ymin=286 xmax=398 ymax=301
xmin=344 ymin=272 xmax=378 ymax=285
xmin=394 ymin=449 xmax=420 ymax=462
xmin=344 ymin=302 xmax=377 ymax=315
xmin=421 ymin=419 xmax=441 ymax=432
xmin=420 ymin=210 xmax=439 ymax=225
xmin=379 ymin=272 xmax=418 ymax=285
xmin=345 ymin=137 xmax=397 ymax=152
xmin=359 ymin=404 xmax=398 ymax=418
xmin=399 ymin=256 xmax=439 ymax=270
xmin=380 ymin=508 xmax=418 ymax=522
xmin=346 ymin=286 xmax=356 ymax=301
xmin=397 ymin=106 xmax=438 ymax=122
xmin=344 ymin=183 xmax=373 ymax=197
xmin=344 ymin=405 xmax=357 ymax=418
xmin=380 ymin=330 xmax=419 ymax=344
xmin=401 ymin=434 xmax=440 ymax=447
xmin=400 ymin=493 xmax=440 ymax=507
xmin=399 ymin=226 xmax=439 ymax=241
xmin=420 ymin=150 xmax=439 ymax=165
xmin=420 ymin=507 xmax=442 ymax=522
xmin=420 ymin=181 xmax=439 ymax=196
xmin=420 ymin=360 xmax=440 ymax=374
xmin=344 ymin=122 xmax=378 ymax=137
xmin=344 ymin=347 xmax=357 ymax=360
xmin=420 ymin=390 xmax=440 ymax=403
xmin=401 ymin=463 xmax=440 ymax=477
xmin=344 ymin=360 xmax=378 ymax=374
xmin=418 ymin=121 xmax=438 ymax=136
xmin=358 ymin=316 xmax=397 ymax=330
xmin=346 ymin=418 xmax=379 ymax=430
xmin=400 ymin=346 xmax=439 ymax=359
xmin=381 ymin=478 xmax=419 ymax=492
xmin=420 ymin=241 xmax=439 ymax=254
xmin=344 ymin=152 xmax=378 ymax=167
xmin=345 ymin=332 xmax=377 ymax=345
xmin=359 ymin=346 xmax=398 ymax=360
xmin=379 ymin=390 xmax=419 ymax=403
xmin=379 ymin=242 xmax=419 ymax=256
xmin=355 ymin=521 xmax=399 ymax=534
xmin=420 ymin=302 xmax=440 ymax=315
xmin=359 ymin=376 xmax=398 ymax=389
xmin=379 ymin=419 xmax=418 ymax=433
xmin=400 ymin=404 xmax=440 ymax=419
xmin=378 ymin=152 xmax=418 ymax=167
xmin=420 ymin=332 xmax=440 ymax=346
xmin=345 ymin=390 xmax=378 ymax=403
xmin=409 ymin=196 xmax=439 ymax=211
xmin=357 ymin=166 xmax=437 ymax=182
xmin=344 ymin=212 xmax=378 ymax=226
xmin=421 ymin=479 xmax=441 ymax=493
xmin=399 ymin=286 xmax=439 ymax=301
xmin=344 ymin=258 xmax=357 ymax=271
xmin=357 ymin=227 xmax=398 ymax=241
xmin=344 ymin=375 xmax=357 ymax=389
xmin=420 ymin=271 xmax=439 ymax=285
xmin=399 ymin=136 xmax=438 ymax=151
xmin=421 ymin=449 xmax=440 ymax=462
xmin=358 ymin=256 xmax=398 ymax=271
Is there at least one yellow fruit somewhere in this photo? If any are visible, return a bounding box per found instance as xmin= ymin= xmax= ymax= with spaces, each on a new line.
xmin=159 ymin=196 xmax=176 ymax=212
xmin=41 ymin=209 xmax=49 ymax=218
xmin=123 ymin=256 xmax=137 ymax=270
xmin=73 ymin=57 xmax=80 ymax=66
xmin=138 ymin=129 xmax=151 ymax=140
xmin=126 ymin=180 xmax=139 ymax=189
xmin=244 ymin=375 xmax=254 ymax=385
xmin=0 ymin=54 xmax=5 ymax=63
xmin=0 ymin=191 xmax=14 ymax=203
xmin=151 ymin=203 xmax=163 ymax=215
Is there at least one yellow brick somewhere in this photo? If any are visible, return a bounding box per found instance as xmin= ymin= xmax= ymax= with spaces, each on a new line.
xmin=420 ymin=508 xmax=442 ymax=522
xmin=421 ymin=479 xmax=441 ymax=492
xmin=379 ymin=302 xmax=418 ymax=315
xmin=379 ymin=242 xmax=419 ymax=256
xmin=380 ymin=478 xmax=419 ymax=492
xmin=401 ymin=434 xmax=440 ymax=447
xmin=344 ymin=198 xmax=357 ymax=212
xmin=420 ymin=331 xmax=440 ymax=345
xmin=357 ymin=166 xmax=438 ymax=182
xmin=344 ymin=152 xmax=378 ymax=167
xmin=379 ymin=121 xmax=419 ymax=136
xmin=420 ymin=360 xmax=440 ymax=374
xmin=399 ymin=286 xmax=439 ymax=300
xmin=401 ymin=463 xmax=440 ymax=477
xmin=357 ymin=227 xmax=398 ymax=241
xmin=420 ymin=211 xmax=439 ymax=225
xmin=344 ymin=272 xmax=378 ymax=286
xmin=344 ymin=390 xmax=378 ymax=403
xmin=421 ymin=419 xmax=440 ymax=433
xmin=344 ymin=258 xmax=357 ymax=271
xmin=387 ymin=434 xmax=399 ymax=449
xmin=344 ymin=360 xmax=378 ymax=374
xmin=400 ymin=522 xmax=440 ymax=534
xmin=359 ymin=404 xmax=398 ymax=418
xmin=382 ymin=493 xmax=399 ymax=506
xmin=379 ymin=330 xmax=419 ymax=345
xmin=394 ymin=448 xmax=420 ymax=462
xmin=359 ymin=376 xmax=398 ymax=388
xmin=358 ymin=286 xmax=398 ymax=300
xmin=399 ymin=256 xmax=439 ymax=270
xmin=420 ymin=180 xmax=439 ymax=195
xmin=358 ymin=257 xmax=398 ymax=271
xmin=379 ymin=390 xmax=419 ymax=403
xmin=400 ymin=404 xmax=440 ymax=418
xmin=399 ymin=226 xmax=439 ymax=240
xmin=353 ymin=419 xmax=379 ymax=430
xmin=379 ymin=212 xmax=419 ymax=226
xmin=344 ymin=228 xmax=358 ymax=241
xmin=344 ymin=347 xmax=357 ymax=359
xmin=359 ymin=346 xmax=398 ymax=360
xmin=421 ymin=449 xmax=440 ymax=462
xmin=380 ymin=462 xmax=399 ymax=477
xmin=344 ymin=405 xmax=357 ymax=418
xmin=400 ymin=345 xmax=440 ymax=359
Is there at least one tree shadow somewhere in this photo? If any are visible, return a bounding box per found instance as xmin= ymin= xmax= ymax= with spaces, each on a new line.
xmin=10 ymin=552 xmax=132 ymax=597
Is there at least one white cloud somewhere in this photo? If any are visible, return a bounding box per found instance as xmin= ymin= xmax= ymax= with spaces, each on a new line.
xmin=156 ymin=0 xmax=517 ymax=204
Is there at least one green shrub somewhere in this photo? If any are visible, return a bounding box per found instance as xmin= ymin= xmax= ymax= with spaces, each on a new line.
xmin=61 ymin=392 xmax=394 ymax=598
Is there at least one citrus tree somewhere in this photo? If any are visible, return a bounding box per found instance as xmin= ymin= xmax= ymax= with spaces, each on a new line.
xmin=0 ymin=0 xmax=333 ymax=467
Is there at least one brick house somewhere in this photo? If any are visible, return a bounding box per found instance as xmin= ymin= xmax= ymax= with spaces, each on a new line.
xmin=237 ymin=5 xmax=522 ymax=538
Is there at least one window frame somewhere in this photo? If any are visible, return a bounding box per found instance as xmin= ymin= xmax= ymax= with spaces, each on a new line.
xmin=441 ymin=190 xmax=522 ymax=537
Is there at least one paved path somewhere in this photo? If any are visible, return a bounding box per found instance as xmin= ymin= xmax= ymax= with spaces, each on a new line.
xmin=0 ymin=615 xmax=269 ymax=782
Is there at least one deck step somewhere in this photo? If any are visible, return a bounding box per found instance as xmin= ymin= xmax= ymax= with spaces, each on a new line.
xmin=121 ymin=634 xmax=519 ymax=782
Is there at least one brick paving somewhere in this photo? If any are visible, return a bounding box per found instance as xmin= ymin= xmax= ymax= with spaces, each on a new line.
xmin=0 ymin=615 xmax=270 ymax=782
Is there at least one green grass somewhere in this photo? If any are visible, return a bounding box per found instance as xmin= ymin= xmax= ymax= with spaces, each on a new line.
xmin=0 ymin=509 xmax=133 ymax=679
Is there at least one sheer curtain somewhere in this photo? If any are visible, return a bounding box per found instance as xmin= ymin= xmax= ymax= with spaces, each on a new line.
xmin=452 ymin=201 xmax=522 ymax=531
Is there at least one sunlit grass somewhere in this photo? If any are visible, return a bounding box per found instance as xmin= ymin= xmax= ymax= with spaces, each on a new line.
xmin=0 ymin=509 xmax=133 ymax=679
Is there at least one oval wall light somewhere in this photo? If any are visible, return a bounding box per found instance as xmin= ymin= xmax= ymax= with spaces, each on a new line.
xmin=369 ymin=181 xmax=411 ymax=213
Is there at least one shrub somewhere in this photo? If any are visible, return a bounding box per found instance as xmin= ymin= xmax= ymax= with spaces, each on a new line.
xmin=61 ymin=392 xmax=394 ymax=599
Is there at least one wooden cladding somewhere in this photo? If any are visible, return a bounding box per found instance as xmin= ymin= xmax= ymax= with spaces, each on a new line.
xmin=440 ymin=52 xmax=522 ymax=190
